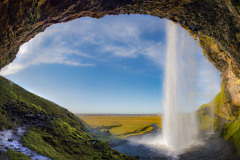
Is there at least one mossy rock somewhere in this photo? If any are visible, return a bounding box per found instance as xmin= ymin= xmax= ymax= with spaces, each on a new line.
xmin=22 ymin=122 xmax=135 ymax=160
xmin=7 ymin=149 xmax=31 ymax=160
xmin=198 ymin=83 xmax=240 ymax=157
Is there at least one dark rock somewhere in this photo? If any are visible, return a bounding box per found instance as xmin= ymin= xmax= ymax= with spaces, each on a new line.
xmin=3 ymin=101 xmax=56 ymax=128
xmin=7 ymin=139 xmax=13 ymax=142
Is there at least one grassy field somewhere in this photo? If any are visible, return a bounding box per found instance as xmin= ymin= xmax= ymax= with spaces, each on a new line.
xmin=79 ymin=115 xmax=162 ymax=138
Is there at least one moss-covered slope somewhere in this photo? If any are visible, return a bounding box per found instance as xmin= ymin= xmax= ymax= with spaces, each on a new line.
xmin=198 ymin=84 xmax=240 ymax=156
xmin=7 ymin=149 xmax=31 ymax=160
xmin=0 ymin=75 xmax=83 ymax=130
xmin=0 ymin=75 xmax=134 ymax=160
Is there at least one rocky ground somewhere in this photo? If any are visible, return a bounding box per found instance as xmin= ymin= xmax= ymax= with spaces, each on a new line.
xmin=0 ymin=127 xmax=51 ymax=160
xmin=110 ymin=125 xmax=238 ymax=160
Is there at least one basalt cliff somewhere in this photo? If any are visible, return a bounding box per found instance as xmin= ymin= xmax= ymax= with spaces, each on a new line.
xmin=0 ymin=0 xmax=240 ymax=157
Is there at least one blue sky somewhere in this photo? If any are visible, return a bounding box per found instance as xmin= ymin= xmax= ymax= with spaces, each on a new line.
xmin=0 ymin=15 xmax=220 ymax=114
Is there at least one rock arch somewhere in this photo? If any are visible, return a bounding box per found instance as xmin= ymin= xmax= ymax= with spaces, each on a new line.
xmin=0 ymin=0 xmax=240 ymax=125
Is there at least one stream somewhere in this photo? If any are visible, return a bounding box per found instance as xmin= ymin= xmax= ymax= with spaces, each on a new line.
xmin=110 ymin=124 xmax=238 ymax=160
xmin=0 ymin=126 xmax=237 ymax=160
xmin=0 ymin=127 xmax=51 ymax=160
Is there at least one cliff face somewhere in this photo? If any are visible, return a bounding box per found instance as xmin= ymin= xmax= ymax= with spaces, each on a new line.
xmin=0 ymin=0 xmax=240 ymax=153
xmin=198 ymin=83 xmax=240 ymax=155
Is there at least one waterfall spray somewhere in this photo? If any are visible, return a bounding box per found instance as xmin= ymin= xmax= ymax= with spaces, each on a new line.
xmin=161 ymin=21 xmax=199 ymax=156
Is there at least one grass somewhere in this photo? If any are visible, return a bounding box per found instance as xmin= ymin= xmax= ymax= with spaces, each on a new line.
xmin=22 ymin=128 xmax=66 ymax=160
xmin=79 ymin=115 xmax=161 ymax=138
xmin=224 ymin=120 xmax=240 ymax=140
xmin=7 ymin=149 xmax=31 ymax=160
xmin=119 ymin=125 xmax=154 ymax=139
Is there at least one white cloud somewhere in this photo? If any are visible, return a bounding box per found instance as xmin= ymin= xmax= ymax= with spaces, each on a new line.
xmin=1 ymin=31 xmax=96 ymax=76
xmin=63 ymin=61 xmax=95 ymax=66
xmin=0 ymin=14 xmax=220 ymax=106
xmin=0 ymin=15 xmax=167 ymax=76
xmin=196 ymin=55 xmax=221 ymax=105
xmin=100 ymin=45 xmax=138 ymax=58
xmin=0 ymin=63 xmax=26 ymax=76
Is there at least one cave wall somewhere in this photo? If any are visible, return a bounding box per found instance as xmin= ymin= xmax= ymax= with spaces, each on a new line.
xmin=0 ymin=0 xmax=240 ymax=125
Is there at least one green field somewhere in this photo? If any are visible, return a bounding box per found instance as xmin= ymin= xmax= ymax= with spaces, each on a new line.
xmin=79 ymin=115 xmax=162 ymax=138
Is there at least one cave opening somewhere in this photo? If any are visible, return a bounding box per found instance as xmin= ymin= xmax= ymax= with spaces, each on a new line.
xmin=1 ymin=0 xmax=240 ymax=159
xmin=0 ymin=14 xmax=224 ymax=159
xmin=0 ymin=14 xmax=221 ymax=116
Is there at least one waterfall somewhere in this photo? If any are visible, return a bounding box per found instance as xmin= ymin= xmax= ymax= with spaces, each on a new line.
xmin=161 ymin=21 xmax=199 ymax=156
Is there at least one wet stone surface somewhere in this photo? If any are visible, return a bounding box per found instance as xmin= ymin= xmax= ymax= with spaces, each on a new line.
xmin=0 ymin=127 xmax=51 ymax=160
xmin=110 ymin=126 xmax=238 ymax=160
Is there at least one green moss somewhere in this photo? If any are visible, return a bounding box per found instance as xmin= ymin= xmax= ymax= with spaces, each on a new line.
xmin=198 ymin=83 xmax=228 ymax=131
xmin=0 ymin=75 xmax=84 ymax=130
xmin=214 ymin=85 xmax=225 ymax=107
xmin=7 ymin=149 xmax=31 ymax=160
xmin=0 ymin=114 xmax=13 ymax=129
xmin=198 ymin=82 xmax=240 ymax=156
xmin=224 ymin=120 xmax=240 ymax=139
xmin=21 ymin=128 xmax=66 ymax=160
xmin=221 ymin=119 xmax=240 ymax=155
xmin=199 ymin=114 xmax=214 ymax=130
xmin=231 ymin=127 xmax=240 ymax=154
xmin=198 ymin=99 xmax=215 ymax=131
xmin=47 ymin=118 xmax=90 ymax=140
xmin=22 ymin=120 xmax=135 ymax=160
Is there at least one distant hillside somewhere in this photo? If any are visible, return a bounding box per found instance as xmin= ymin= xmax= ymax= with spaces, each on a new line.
xmin=0 ymin=76 xmax=134 ymax=160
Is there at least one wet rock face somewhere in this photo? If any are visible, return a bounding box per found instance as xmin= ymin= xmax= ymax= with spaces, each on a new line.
xmin=3 ymin=101 xmax=54 ymax=127
xmin=0 ymin=0 xmax=239 ymax=119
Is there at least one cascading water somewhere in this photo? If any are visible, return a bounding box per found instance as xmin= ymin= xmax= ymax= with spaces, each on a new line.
xmin=161 ymin=21 xmax=199 ymax=156
xmin=110 ymin=19 xmax=221 ymax=160
xmin=111 ymin=19 xmax=220 ymax=160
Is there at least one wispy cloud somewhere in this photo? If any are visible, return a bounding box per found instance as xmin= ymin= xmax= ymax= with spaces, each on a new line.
xmin=0 ymin=15 xmax=166 ymax=76
xmin=196 ymin=53 xmax=221 ymax=106
xmin=0 ymin=14 xmax=220 ymax=106
xmin=0 ymin=35 xmax=95 ymax=76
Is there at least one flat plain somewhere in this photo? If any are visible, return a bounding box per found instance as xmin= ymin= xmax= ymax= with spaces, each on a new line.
xmin=78 ymin=115 xmax=162 ymax=138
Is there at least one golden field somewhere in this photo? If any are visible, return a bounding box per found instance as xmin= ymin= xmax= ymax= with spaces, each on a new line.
xmin=78 ymin=115 xmax=162 ymax=138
